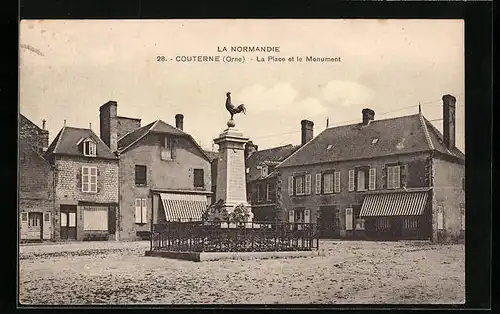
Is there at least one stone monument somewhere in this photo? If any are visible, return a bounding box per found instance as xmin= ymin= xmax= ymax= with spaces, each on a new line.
xmin=213 ymin=92 xmax=253 ymax=221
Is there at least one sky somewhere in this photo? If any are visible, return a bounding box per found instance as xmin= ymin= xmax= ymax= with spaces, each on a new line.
xmin=19 ymin=19 xmax=465 ymax=153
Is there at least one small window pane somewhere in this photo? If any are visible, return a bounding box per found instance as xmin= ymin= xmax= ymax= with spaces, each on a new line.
xmin=83 ymin=183 xmax=89 ymax=192
xmin=90 ymin=167 xmax=97 ymax=175
xmin=82 ymin=167 xmax=89 ymax=175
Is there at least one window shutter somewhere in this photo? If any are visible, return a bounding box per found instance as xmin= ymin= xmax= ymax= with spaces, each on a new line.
xmin=334 ymin=171 xmax=341 ymax=193
xmin=460 ymin=204 xmax=465 ymax=230
xmin=304 ymin=209 xmax=310 ymax=223
xmin=315 ymin=173 xmax=322 ymax=194
xmin=141 ymin=199 xmax=147 ymax=224
xmin=20 ymin=213 xmax=28 ymax=236
xmin=437 ymin=205 xmax=444 ymax=230
xmin=77 ymin=167 xmax=83 ymax=192
xmin=288 ymin=209 xmax=295 ymax=223
xmin=97 ymin=168 xmax=102 ymax=192
xmin=305 ymin=174 xmax=312 ymax=195
xmin=43 ymin=212 xmax=51 ymax=239
xmin=345 ymin=208 xmax=353 ymax=230
xmin=348 ymin=170 xmax=355 ymax=191
xmin=135 ymin=199 xmax=142 ymax=224
xmin=369 ymin=168 xmax=376 ymax=190
xmin=288 ymin=176 xmax=294 ymax=196
xmin=381 ymin=165 xmax=387 ymax=189
xmin=400 ymin=164 xmax=406 ymax=188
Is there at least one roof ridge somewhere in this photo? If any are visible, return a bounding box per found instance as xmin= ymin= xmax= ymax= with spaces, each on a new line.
xmin=325 ymin=113 xmax=420 ymax=130
xmin=418 ymin=112 xmax=435 ymax=151
xmin=276 ymin=128 xmax=328 ymax=168
xmin=253 ymin=144 xmax=294 ymax=153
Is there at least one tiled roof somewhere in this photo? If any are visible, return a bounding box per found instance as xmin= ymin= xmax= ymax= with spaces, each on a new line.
xmin=117 ymin=119 xmax=210 ymax=161
xmin=246 ymin=144 xmax=299 ymax=182
xmin=204 ymin=150 xmax=219 ymax=161
xmin=44 ymin=126 xmax=117 ymax=160
xmin=278 ymin=113 xmax=464 ymax=168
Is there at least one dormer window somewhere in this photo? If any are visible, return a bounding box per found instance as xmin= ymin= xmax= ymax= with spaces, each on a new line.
xmin=261 ymin=165 xmax=268 ymax=178
xmin=372 ymin=138 xmax=379 ymax=144
xmin=161 ymin=135 xmax=175 ymax=160
xmin=78 ymin=137 xmax=97 ymax=157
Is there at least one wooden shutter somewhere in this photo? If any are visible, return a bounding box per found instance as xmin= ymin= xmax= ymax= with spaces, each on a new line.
xmin=135 ymin=199 xmax=142 ymax=223
xmin=345 ymin=208 xmax=353 ymax=230
xmin=394 ymin=166 xmax=401 ymax=189
xmin=315 ymin=173 xmax=322 ymax=194
xmin=369 ymin=168 xmax=376 ymax=190
xmin=20 ymin=213 xmax=28 ymax=239
xmin=305 ymin=174 xmax=312 ymax=195
xmin=288 ymin=176 xmax=294 ymax=196
xmin=81 ymin=166 xmax=88 ymax=192
xmin=460 ymin=204 xmax=465 ymax=230
xmin=288 ymin=209 xmax=295 ymax=223
xmin=437 ymin=205 xmax=444 ymax=230
xmin=42 ymin=212 xmax=51 ymax=239
xmin=96 ymin=168 xmax=102 ymax=193
xmin=381 ymin=165 xmax=387 ymax=189
xmin=334 ymin=171 xmax=341 ymax=193
xmin=400 ymin=164 xmax=406 ymax=188
xmin=348 ymin=170 xmax=355 ymax=191
xmin=141 ymin=199 xmax=147 ymax=224
xmin=304 ymin=209 xmax=310 ymax=223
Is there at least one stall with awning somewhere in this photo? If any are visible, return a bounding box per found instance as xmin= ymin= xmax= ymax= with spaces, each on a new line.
xmin=360 ymin=190 xmax=429 ymax=217
xmin=159 ymin=193 xmax=208 ymax=222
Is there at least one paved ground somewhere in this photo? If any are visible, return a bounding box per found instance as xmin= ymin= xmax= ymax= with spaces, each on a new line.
xmin=19 ymin=240 xmax=464 ymax=305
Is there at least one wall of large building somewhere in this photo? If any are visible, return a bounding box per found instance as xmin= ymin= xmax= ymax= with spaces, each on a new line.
xmin=431 ymin=156 xmax=465 ymax=243
xmin=118 ymin=133 xmax=211 ymax=240
xmin=278 ymin=152 xmax=431 ymax=238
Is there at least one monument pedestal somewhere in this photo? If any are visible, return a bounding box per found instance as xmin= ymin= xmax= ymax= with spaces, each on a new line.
xmin=214 ymin=123 xmax=253 ymax=222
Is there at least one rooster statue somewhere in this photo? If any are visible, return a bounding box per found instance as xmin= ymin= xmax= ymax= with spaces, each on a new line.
xmin=225 ymin=92 xmax=246 ymax=120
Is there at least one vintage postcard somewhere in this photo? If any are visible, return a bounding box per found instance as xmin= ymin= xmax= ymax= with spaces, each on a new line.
xmin=19 ymin=19 xmax=465 ymax=305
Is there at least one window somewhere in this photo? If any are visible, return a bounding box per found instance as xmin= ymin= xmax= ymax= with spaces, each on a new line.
xmin=348 ymin=170 xmax=355 ymax=191
xmin=82 ymin=166 xmax=97 ymax=193
xmin=376 ymin=217 xmax=391 ymax=230
xmin=135 ymin=198 xmax=148 ymax=224
xmin=161 ymin=136 xmax=174 ymax=160
xmin=437 ymin=205 xmax=444 ymax=230
xmin=28 ymin=213 xmax=40 ymax=227
xmin=266 ymin=183 xmax=276 ymax=203
xmin=353 ymin=206 xmax=365 ymax=230
xmin=83 ymin=206 xmax=108 ymax=231
xmin=295 ymin=175 xmax=305 ymax=196
xmin=44 ymin=213 xmax=50 ymax=221
xmin=257 ymin=184 xmax=264 ymax=202
xmin=369 ymin=168 xmax=376 ymax=190
xmin=261 ymin=165 xmax=268 ymax=178
xmin=372 ymin=138 xmax=379 ymax=144
xmin=460 ymin=204 xmax=465 ymax=231
xmin=345 ymin=208 xmax=353 ymax=230
xmin=357 ymin=170 xmax=367 ymax=191
xmin=387 ymin=166 xmax=401 ymax=189
xmin=323 ymin=173 xmax=334 ymax=194
xmin=403 ymin=217 xmax=418 ymax=229
xmin=135 ymin=165 xmax=147 ymax=186
xmin=334 ymin=171 xmax=341 ymax=193
xmin=83 ymin=140 xmax=97 ymax=157
xmin=194 ymin=169 xmax=204 ymax=188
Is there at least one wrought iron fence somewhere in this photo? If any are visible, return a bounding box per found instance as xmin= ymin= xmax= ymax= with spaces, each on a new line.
xmin=150 ymin=220 xmax=319 ymax=252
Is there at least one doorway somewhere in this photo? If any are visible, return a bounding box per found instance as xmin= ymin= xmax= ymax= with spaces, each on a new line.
xmin=28 ymin=212 xmax=43 ymax=239
xmin=60 ymin=205 xmax=77 ymax=240
xmin=318 ymin=206 xmax=339 ymax=239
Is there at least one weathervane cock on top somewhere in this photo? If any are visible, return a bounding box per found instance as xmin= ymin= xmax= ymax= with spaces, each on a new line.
xmin=225 ymin=92 xmax=246 ymax=127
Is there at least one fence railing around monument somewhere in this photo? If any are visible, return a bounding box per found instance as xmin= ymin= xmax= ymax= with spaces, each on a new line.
xmin=150 ymin=221 xmax=319 ymax=252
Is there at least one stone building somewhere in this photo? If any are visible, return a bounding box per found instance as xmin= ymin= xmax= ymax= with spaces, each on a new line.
xmin=277 ymin=95 xmax=465 ymax=242
xmin=19 ymin=114 xmax=54 ymax=241
xmin=44 ymin=125 xmax=119 ymax=241
xmin=99 ymin=101 xmax=212 ymax=241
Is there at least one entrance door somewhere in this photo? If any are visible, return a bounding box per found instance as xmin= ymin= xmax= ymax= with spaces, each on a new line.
xmin=60 ymin=206 xmax=77 ymax=240
xmin=28 ymin=212 xmax=43 ymax=240
xmin=318 ymin=206 xmax=339 ymax=239
xmin=390 ymin=217 xmax=403 ymax=239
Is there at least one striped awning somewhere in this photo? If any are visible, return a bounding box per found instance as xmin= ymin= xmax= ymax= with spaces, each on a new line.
xmin=160 ymin=193 xmax=208 ymax=222
xmin=360 ymin=191 xmax=428 ymax=217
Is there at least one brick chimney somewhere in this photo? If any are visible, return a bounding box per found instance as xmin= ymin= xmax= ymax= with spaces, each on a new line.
xmin=362 ymin=108 xmax=375 ymax=126
xmin=175 ymin=114 xmax=184 ymax=131
xmin=301 ymin=120 xmax=314 ymax=145
xmin=442 ymin=94 xmax=456 ymax=149
xmin=99 ymin=101 xmax=118 ymax=151
xmin=39 ymin=119 xmax=49 ymax=151
xmin=244 ymin=141 xmax=258 ymax=160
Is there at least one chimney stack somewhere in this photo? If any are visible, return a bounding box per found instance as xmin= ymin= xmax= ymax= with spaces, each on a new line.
xmin=42 ymin=119 xmax=46 ymax=130
xmin=442 ymin=94 xmax=456 ymax=149
xmin=99 ymin=101 xmax=118 ymax=152
xmin=244 ymin=141 xmax=258 ymax=160
xmin=362 ymin=108 xmax=375 ymax=126
xmin=175 ymin=114 xmax=184 ymax=131
xmin=301 ymin=120 xmax=314 ymax=146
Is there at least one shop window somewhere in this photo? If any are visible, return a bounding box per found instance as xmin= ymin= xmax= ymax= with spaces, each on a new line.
xmin=376 ymin=217 xmax=391 ymax=230
xmin=403 ymin=217 xmax=418 ymax=229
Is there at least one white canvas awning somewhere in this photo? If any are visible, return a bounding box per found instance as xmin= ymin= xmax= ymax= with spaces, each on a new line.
xmin=159 ymin=193 xmax=208 ymax=222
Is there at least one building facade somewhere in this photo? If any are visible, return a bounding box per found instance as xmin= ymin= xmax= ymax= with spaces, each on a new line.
xmin=99 ymin=102 xmax=212 ymax=241
xmin=44 ymin=126 xmax=119 ymax=241
xmin=19 ymin=114 xmax=54 ymax=242
xmin=277 ymin=95 xmax=465 ymax=242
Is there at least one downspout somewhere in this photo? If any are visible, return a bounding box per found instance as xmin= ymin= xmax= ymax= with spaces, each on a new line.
xmin=51 ymin=163 xmax=57 ymax=242
xmin=116 ymin=152 xmax=121 ymax=242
